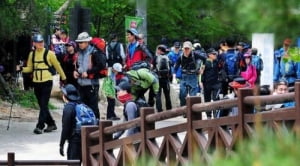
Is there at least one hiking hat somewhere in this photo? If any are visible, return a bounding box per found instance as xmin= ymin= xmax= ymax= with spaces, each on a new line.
xmin=126 ymin=28 xmax=139 ymax=37
xmin=115 ymin=81 xmax=131 ymax=91
xmin=75 ymin=32 xmax=92 ymax=42
xmin=113 ymin=63 xmax=122 ymax=72
xmin=229 ymin=77 xmax=251 ymax=89
xmin=32 ymin=34 xmax=44 ymax=42
xmin=61 ymin=84 xmax=80 ymax=101
xmin=174 ymin=41 xmax=181 ymax=48
xmin=65 ymin=41 xmax=77 ymax=49
xmin=206 ymin=48 xmax=218 ymax=55
xmin=157 ymin=44 xmax=168 ymax=53
xmin=183 ymin=41 xmax=193 ymax=49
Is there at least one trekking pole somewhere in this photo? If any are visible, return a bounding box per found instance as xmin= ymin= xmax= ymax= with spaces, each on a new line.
xmin=0 ymin=73 xmax=15 ymax=130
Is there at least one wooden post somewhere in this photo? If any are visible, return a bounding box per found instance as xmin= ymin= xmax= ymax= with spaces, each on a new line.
xmin=186 ymin=96 xmax=202 ymax=161
xmin=99 ymin=121 xmax=113 ymax=166
xmin=7 ymin=152 xmax=14 ymax=166
xmin=238 ymin=88 xmax=253 ymax=140
xmin=81 ymin=126 xmax=98 ymax=166
xmin=294 ymin=82 xmax=300 ymax=134
xmin=140 ymin=107 xmax=155 ymax=163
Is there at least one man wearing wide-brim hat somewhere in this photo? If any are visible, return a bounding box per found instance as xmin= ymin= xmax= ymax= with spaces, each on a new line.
xmin=73 ymin=32 xmax=101 ymax=119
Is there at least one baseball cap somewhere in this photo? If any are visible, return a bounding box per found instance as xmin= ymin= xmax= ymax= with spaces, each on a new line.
xmin=206 ymin=48 xmax=218 ymax=55
xmin=32 ymin=34 xmax=44 ymax=42
xmin=115 ymin=81 xmax=131 ymax=91
xmin=112 ymin=63 xmax=122 ymax=72
xmin=126 ymin=28 xmax=139 ymax=37
xmin=61 ymin=84 xmax=80 ymax=101
xmin=183 ymin=41 xmax=193 ymax=49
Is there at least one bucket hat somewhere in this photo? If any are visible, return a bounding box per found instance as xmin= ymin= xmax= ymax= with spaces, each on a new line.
xmin=61 ymin=84 xmax=80 ymax=101
xmin=75 ymin=32 xmax=92 ymax=42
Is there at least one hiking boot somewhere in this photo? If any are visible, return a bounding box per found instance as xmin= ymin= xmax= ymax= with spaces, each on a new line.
xmin=44 ymin=124 xmax=57 ymax=132
xmin=33 ymin=128 xmax=43 ymax=134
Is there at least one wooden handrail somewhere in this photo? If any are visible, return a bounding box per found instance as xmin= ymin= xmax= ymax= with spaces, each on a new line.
xmin=244 ymin=92 xmax=294 ymax=105
xmin=146 ymin=106 xmax=186 ymax=123
xmin=192 ymin=98 xmax=238 ymax=112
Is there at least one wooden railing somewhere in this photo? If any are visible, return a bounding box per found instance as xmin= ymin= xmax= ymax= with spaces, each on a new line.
xmin=0 ymin=152 xmax=80 ymax=166
xmin=81 ymin=82 xmax=300 ymax=166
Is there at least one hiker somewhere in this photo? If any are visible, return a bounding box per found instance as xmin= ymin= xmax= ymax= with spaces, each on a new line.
xmin=174 ymin=41 xmax=206 ymax=107
xmin=113 ymin=81 xmax=149 ymax=139
xmin=61 ymin=41 xmax=78 ymax=88
xmin=240 ymin=50 xmax=257 ymax=88
xmin=218 ymin=77 xmax=251 ymax=117
xmin=20 ymin=34 xmax=67 ymax=134
xmin=167 ymin=41 xmax=182 ymax=83
xmin=124 ymin=28 xmax=152 ymax=70
xmin=201 ymin=48 xmax=222 ymax=118
xmin=152 ymin=44 xmax=172 ymax=112
xmin=102 ymin=63 xmax=124 ymax=120
xmin=106 ymin=33 xmax=126 ymax=67
xmin=59 ymin=84 xmax=82 ymax=161
xmin=73 ymin=32 xmax=106 ymax=119
xmin=265 ymin=80 xmax=295 ymax=110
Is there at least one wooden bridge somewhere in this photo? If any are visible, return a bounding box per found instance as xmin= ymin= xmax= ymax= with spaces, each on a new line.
xmin=81 ymin=82 xmax=300 ymax=166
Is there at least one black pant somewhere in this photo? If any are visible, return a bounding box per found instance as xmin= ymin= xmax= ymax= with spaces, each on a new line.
xmin=67 ymin=135 xmax=81 ymax=161
xmin=78 ymin=85 xmax=100 ymax=119
xmin=33 ymin=81 xmax=55 ymax=129
xmin=156 ymin=79 xmax=172 ymax=112
xmin=203 ymin=83 xmax=221 ymax=118
xmin=106 ymin=97 xmax=117 ymax=119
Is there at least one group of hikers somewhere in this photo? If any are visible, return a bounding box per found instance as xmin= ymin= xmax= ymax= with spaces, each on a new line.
xmin=16 ymin=26 xmax=300 ymax=161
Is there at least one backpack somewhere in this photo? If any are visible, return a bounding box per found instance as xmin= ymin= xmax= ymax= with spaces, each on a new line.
xmin=156 ymin=55 xmax=170 ymax=77
xmin=107 ymin=42 xmax=123 ymax=66
xmin=72 ymin=102 xmax=98 ymax=133
xmin=131 ymin=61 xmax=151 ymax=70
xmin=32 ymin=49 xmax=56 ymax=76
xmin=53 ymin=44 xmax=66 ymax=56
xmin=224 ymin=51 xmax=239 ymax=76
xmin=124 ymin=98 xmax=150 ymax=120
xmin=89 ymin=45 xmax=108 ymax=79
xmin=251 ymin=55 xmax=263 ymax=71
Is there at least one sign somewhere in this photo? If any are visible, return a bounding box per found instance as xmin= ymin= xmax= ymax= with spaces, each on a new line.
xmin=252 ymin=33 xmax=274 ymax=88
xmin=125 ymin=16 xmax=143 ymax=40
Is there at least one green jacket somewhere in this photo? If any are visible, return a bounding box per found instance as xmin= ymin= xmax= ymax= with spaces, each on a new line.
xmin=126 ymin=68 xmax=159 ymax=98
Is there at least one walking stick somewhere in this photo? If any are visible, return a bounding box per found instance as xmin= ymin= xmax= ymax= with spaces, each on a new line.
xmin=0 ymin=73 xmax=15 ymax=130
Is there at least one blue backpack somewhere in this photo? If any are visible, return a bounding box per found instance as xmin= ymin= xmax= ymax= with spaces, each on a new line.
xmin=252 ymin=55 xmax=263 ymax=71
xmin=225 ymin=51 xmax=239 ymax=76
xmin=72 ymin=103 xmax=98 ymax=133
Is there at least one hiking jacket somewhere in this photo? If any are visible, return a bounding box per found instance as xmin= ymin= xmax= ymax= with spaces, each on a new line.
xmin=76 ymin=45 xmax=101 ymax=86
xmin=125 ymin=42 xmax=152 ymax=70
xmin=174 ymin=51 xmax=206 ymax=75
xmin=22 ymin=48 xmax=66 ymax=82
xmin=201 ymin=59 xmax=220 ymax=85
xmin=126 ymin=68 xmax=159 ymax=98
xmin=274 ymin=56 xmax=300 ymax=84
xmin=240 ymin=64 xmax=257 ymax=87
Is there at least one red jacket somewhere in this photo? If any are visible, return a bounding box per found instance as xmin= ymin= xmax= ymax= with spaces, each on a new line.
xmin=125 ymin=47 xmax=146 ymax=70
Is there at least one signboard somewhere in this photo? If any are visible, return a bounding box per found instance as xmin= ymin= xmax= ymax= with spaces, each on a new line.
xmin=252 ymin=33 xmax=274 ymax=88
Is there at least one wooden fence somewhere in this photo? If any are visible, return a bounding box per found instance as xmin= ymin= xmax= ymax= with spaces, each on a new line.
xmin=0 ymin=152 xmax=80 ymax=166
xmin=81 ymin=82 xmax=300 ymax=166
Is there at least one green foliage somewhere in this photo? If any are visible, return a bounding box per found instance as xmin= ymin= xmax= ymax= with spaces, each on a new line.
xmin=211 ymin=128 xmax=300 ymax=166
xmin=288 ymin=47 xmax=300 ymax=62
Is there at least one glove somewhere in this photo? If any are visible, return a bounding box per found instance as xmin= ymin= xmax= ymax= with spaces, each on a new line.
xmin=59 ymin=145 xmax=64 ymax=156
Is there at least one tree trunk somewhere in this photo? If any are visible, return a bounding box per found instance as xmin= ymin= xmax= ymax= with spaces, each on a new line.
xmin=54 ymin=0 xmax=74 ymax=15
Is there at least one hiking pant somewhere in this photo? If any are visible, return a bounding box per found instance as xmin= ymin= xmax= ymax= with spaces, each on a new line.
xmin=203 ymin=83 xmax=221 ymax=118
xmin=106 ymin=97 xmax=117 ymax=119
xmin=78 ymin=85 xmax=100 ymax=119
xmin=33 ymin=81 xmax=55 ymax=129
xmin=179 ymin=74 xmax=198 ymax=106
xmin=156 ymin=78 xmax=172 ymax=112
xmin=67 ymin=135 xmax=81 ymax=161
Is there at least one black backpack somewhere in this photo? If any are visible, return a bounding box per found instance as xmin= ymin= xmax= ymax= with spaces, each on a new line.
xmin=156 ymin=55 xmax=170 ymax=77
xmin=90 ymin=47 xmax=108 ymax=78
xmin=131 ymin=61 xmax=151 ymax=70
xmin=107 ymin=42 xmax=122 ymax=66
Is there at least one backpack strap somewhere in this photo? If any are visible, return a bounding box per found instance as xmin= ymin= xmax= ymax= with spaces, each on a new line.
xmin=31 ymin=49 xmax=50 ymax=80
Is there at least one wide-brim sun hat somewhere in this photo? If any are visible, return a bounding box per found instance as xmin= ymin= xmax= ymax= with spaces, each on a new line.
xmin=61 ymin=84 xmax=81 ymax=101
xmin=75 ymin=32 xmax=92 ymax=42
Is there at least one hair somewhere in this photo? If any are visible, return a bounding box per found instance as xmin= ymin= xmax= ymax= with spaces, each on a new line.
xmin=225 ymin=36 xmax=236 ymax=48
xmin=273 ymin=80 xmax=288 ymax=90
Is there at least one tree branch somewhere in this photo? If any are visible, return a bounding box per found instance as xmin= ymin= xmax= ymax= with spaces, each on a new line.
xmin=53 ymin=0 xmax=73 ymax=15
